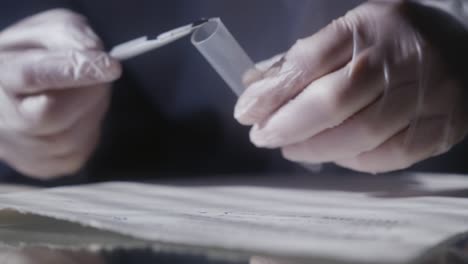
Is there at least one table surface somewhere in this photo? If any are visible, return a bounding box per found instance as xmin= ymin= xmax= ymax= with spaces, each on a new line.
xmin=0 ymin=238 xmax=466 ymax=264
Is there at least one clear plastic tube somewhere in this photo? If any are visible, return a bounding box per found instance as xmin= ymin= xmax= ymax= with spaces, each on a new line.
xmin=192 ymin=18 xmax=322 ymax=173
xmin=191 ymin=18 xmax=254 ymax=96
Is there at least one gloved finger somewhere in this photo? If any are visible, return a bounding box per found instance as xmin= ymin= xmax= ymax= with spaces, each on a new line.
xmin=282 ymin=81 xmax=418 ymax=163
xmin=249 ymin=48 xmax=386 ymax=149
xmin=3 ymin=121 xmax=99 ymax=178
xmin=49 ymin=90 xmax=108 ymax=158
xmin=335 ymin=116 xmax=454 ymax=173
xmin=0 ymin=50 xmax=121 ymax=93
xmin=38 ymin=131 xmax=99 ymax=178
xmin=0 ymin=9 xmax=101 ymax=51
xmin=4 ymin=143 xmax=92 ymax=179
xmin=256 ymin=53 xmax=286 ymax=72
xmin=2 ymin=106 xmax=105 ymax=179
xmin=242 ymin=54 xmax=285 ymax=87
xmin=14 ymin=84 xmax=110 ymax=135
xmin=235 ymin=16 xmax=355 ymax=125
xmin=280 ymin=55 xmax=449 ymax=163
xmin=12 ymin=89 xmax=109 ymax=156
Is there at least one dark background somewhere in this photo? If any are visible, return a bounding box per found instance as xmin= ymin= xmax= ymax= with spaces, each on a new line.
xmin=0 ymin=0 xmax=467 ymax=186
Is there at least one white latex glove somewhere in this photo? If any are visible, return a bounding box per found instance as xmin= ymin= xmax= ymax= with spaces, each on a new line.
xmin=235 ymin=1 xmax=468 ymax=173
xmin=0 ymin=9 xmax=121 ymax=179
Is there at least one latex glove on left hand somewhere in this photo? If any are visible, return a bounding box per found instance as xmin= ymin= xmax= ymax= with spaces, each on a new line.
xmin=235 ymin=1 xmax=468 ymax=173
xmin=0 ymin=9 xmax=121 ymax=179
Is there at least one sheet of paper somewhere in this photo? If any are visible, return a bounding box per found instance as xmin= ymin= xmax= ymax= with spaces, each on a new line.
xmin=0 ymin=173 xmax=468 ymax=264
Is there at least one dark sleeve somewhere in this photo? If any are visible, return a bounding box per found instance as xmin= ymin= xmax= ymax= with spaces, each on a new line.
xmin=410 ymin=0 xmax=468 ymax=30
xmin=403 ymin=1 xmax=468 ymax=86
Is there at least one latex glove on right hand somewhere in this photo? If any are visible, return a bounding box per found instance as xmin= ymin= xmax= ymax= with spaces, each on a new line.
xmin=0 ymin=9 xmax=121 ymax=179
xmin=235 ymin=1 xmax=468 ymax=173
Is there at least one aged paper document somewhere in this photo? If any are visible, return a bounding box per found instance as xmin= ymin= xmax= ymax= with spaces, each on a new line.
xmin=0 ymin=173 xmax=467 ymax=264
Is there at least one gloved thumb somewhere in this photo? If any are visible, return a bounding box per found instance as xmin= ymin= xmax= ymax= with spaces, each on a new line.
xmin=235 ymin=13 xmax=355 ymax=125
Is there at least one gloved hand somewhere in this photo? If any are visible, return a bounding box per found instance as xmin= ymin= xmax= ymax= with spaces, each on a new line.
xmin=235 ymin=1 xmax=468 ymax=173
xmin=0 ymin=9 xmax=121 ymax=179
